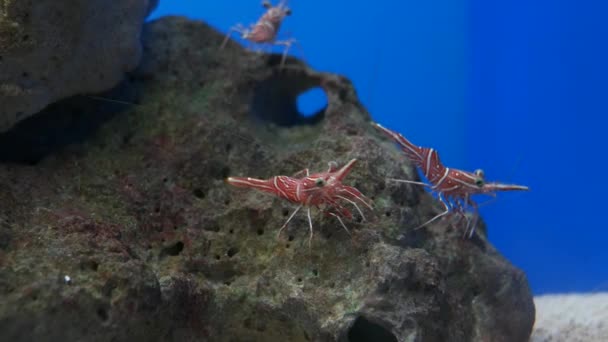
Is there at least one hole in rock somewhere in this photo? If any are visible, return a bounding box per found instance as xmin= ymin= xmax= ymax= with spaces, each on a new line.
xmin=220 ymin=166 xmax=231 ymax=179
xmin=0 ymin=79 xmax=139 ymax=164
xmin=250 ymin=72 xmax=327 ymax=127
xmin=80 ymin=259 xmax=99 ymax=272
xmin=160 ymin=241 xmax=184 ymax=257
xmin=297 ymin=87 xmax=327 ymax=118
xmin=347 ymin=316 xmax=397 ymax=342
xmin=193 ymin=188 xmax=205 ymax=199
xmin=97 ymin=307 xmax=109 ymax=322
xmin=227 ymin=247 xmax=238 ymax=258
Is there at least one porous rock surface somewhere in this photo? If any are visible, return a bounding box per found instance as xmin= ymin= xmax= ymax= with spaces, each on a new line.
xmin=0 ymin=16 xmax=535 ymax=341
xmin=0 ymin=0 xmax=158 ymax=132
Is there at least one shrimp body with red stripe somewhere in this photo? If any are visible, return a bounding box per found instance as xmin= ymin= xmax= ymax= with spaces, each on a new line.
xmin=226 ymin=159 xmax=373 ymax=246
xmin=246 ymin=1 xmax=290 ymax=43
xmin=221 ymin=1 xmax=296 ymax=68
xmin=372 ymin=122 xmax=528 ymax=237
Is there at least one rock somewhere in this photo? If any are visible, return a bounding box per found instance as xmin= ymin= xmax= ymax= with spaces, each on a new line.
xmin=0 ymin=0 xmax=157 ymax=132
xmin=0 ymin=16 xmax=535 ymax=341
xmin=531 ymin=293 xmax=608 ymax=342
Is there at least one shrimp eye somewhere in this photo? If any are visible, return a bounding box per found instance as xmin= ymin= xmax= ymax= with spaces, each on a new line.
xmin=285 ymin=9 xmax=292 ymax=15
xmin=315 ymin=178 xmax=325 ymax=187
xmin=475 ymin=178 xmax=484 ymax=187
xmin=262 ymin=1 xmax=272 ymax=9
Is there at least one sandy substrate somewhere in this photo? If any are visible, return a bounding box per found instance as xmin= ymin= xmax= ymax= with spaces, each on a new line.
xmin=531 ymin=293 xmax=608 ymax=342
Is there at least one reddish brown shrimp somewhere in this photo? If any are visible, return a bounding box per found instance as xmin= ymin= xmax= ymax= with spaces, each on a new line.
xmin=220 ymin=0 xmax=296 ymax=68
xmin=226 ymin=159 xmax=373 ymax=247
xmin=372 ymin=122 xmax=529 ymax=237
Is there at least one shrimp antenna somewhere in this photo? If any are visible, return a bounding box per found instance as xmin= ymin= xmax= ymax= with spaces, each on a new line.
xmin=85 ymin=95 xmax=138 ymax=106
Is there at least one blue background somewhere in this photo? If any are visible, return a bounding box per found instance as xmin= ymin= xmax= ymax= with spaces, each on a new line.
xmin=149 ymin=1 xmax=608 ymax=294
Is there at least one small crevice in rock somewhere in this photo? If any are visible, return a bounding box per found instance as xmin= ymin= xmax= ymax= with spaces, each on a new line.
xmin=347 ymin=316 xmax=397 ymax=342
xmin=226 ymin=247 xmax=238 ymax=258
xmin=160 ymin=241 xmax=184 ymax=258
xmin=220 ymin=166 xmax=231 ymax=179
xmin=80 ymin=259 xmax=99 ymax=272
xmin=96 ymin=307 xmax=109 ymax=322
xmin=192 ymin=188 xmax=205 ymax=199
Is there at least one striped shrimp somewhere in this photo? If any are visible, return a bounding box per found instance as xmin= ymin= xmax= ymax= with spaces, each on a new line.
xmin=226 ymin=159 xmax=373 ymax=247
xmin=220 ymin=1 xmax=296 ymax=68
xmin=372 ymin=122 xmax=528 ymax=237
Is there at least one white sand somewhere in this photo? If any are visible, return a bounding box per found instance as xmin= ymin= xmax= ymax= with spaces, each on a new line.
xmin=531 ymin=293 xmax=608 ymax=342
